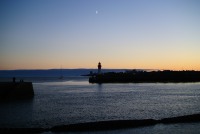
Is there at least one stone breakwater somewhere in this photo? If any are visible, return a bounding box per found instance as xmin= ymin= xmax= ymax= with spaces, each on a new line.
xmin=0 ymin=82 xmax=34 ymax=100
xmin=89 ymin=70 xmax=200 ymax=83
xmin=0 ymin=113 xmax=200 ymax=133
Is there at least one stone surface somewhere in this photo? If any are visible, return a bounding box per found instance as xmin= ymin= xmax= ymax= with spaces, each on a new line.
xmin=0 ymin=82 xmax=34 ymax=100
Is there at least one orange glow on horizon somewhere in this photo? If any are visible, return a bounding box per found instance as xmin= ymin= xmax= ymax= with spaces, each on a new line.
xmin=1 ymin=61 xmax=200 ymax=71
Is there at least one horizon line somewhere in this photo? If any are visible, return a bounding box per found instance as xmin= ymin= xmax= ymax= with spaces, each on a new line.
xmin=0 ymin=68 xmax=199 ymax=71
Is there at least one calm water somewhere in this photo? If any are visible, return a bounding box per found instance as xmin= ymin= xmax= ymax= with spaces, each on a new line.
xmin=0 ymin=77 xmax=200 ymax=132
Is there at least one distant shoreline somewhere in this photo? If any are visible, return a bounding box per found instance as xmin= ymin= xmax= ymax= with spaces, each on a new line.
xmin=0 ymin=69 xmax=127 ymax=77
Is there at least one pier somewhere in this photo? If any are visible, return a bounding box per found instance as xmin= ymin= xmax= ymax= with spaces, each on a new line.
xmin=89 ymin=70 xmax=200 ymax=83
xmin=0 ymin=81 xmax=34 ymax=100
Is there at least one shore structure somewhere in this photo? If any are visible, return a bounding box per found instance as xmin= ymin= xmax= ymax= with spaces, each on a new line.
xmin=89 ymin=63 xmax=200 ymax=83
xmin=0 ymin=78 xmax=34 ymax=100
xmin=0 ymin=113 xmax=200 ymax=133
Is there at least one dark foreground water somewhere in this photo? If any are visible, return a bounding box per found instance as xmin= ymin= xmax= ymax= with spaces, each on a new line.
xmin=0 ymin=77 xmax=200 ymax=133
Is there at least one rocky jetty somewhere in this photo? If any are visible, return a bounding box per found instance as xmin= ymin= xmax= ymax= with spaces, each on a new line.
xmin=51 ymin=113 xmax=200 ymax=132
xmin=89 ymin=70 xmax=200 ymax=83
xmin=0 ymin=82 xmax=34 ymax=100
xmin=0 ymin=113 xmax=200 ymax=133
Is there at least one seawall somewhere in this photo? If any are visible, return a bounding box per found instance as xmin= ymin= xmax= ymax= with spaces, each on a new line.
xmin=0 ymin=82 xmax=34 ymax=100
xmin=89 ymin=71 xmax=200 ymax=83
xmin=0 ymin=113 xmax=200 ymax=133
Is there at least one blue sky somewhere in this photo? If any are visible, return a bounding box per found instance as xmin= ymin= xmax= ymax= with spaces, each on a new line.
xmin=0 ymin=0 xmax=200 ymax=70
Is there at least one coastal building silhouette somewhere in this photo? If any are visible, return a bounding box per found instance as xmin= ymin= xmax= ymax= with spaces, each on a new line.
xmin=98 ymin=62 xmax=102 ymax=74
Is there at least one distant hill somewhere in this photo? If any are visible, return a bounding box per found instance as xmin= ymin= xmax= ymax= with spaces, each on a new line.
xmin=0 ymin=69 xmax=129 ymax=77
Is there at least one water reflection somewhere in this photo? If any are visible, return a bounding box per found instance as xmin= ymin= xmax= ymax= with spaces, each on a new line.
xmin=35 ymin=80 xmax=89 ymax=86
xmin=0 ymin=99 xmax=34 ymax=127
xmin=97 ymin=84 xmax=102 ymax=91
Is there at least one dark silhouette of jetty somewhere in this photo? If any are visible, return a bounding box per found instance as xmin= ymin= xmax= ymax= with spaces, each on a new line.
xmin=0 ymin=78 xmax=34 ymax=100
xmin=51 ymin=113 xmax=200 ymax=132
xmin=0 ymin=113 xmax=200 ymax=133
xmin=89 ymin=70 xmax=200 ymax=83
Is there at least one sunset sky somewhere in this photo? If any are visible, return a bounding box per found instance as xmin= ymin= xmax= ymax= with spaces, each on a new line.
xmin=0 ymin=0 xmax=200 ymax=70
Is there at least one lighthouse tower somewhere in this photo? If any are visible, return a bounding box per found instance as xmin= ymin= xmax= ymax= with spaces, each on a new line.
xmin=98 ymin=62 xmax=102 ymax=74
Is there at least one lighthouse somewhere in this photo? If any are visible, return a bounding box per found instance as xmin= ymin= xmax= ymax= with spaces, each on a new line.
xmin=98 ymin=62 xmax=102 ymax=74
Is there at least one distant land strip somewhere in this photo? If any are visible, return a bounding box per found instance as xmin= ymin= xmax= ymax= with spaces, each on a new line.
xmin=0 ymin=113 xmax=200 ymax=133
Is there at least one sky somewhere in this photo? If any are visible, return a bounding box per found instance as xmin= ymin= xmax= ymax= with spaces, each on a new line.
xmin=0 ymin=0 xmax=200 ymax=70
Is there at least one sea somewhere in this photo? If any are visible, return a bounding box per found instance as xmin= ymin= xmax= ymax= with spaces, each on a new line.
xmin=0 ymin=69 xmax=200 ymax=134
